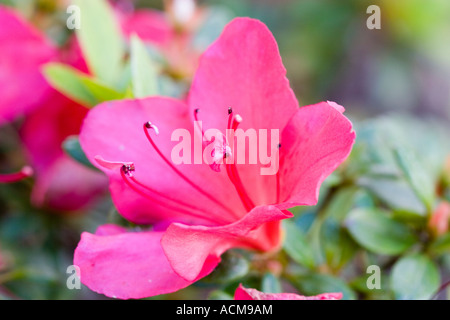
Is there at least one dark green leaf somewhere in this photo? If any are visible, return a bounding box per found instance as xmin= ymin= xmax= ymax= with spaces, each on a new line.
xmin=390 ymin=254 xmax=440 ymax=300
xmin=358 ymin=177 xmax=427 ymax=218
xmin=207 ymin=290 xmax=233 ymax=300
xmin=294 ymin=273 xmax=356 ymax=300
xmin=321 ymin=186 xmax=359 ymax=222
xmin=320 ymin=219 xmax=358 ymax=270
xmin=261 ymin=273 xmax=282 ymax=294
xmin=429 ymin=233 xmax=450 ymax=256
xmin=345 ymin=208 xmax=417 ymax=255
xmin=393 ymin=147 xmax=435 ymax=212
xmin=282 ymin=220 xmax=315 ymax=269
xmin=202 ymin=251 xmax=249 ymax=285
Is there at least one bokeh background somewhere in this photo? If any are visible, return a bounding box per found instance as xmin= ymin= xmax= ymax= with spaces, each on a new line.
xmin=0 ymin=0 xmax=449 ymax=300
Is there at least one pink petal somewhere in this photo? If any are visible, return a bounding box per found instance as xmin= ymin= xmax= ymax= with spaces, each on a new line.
xmin=0 ymin=5 xmax=57 ymax=124
xmin=79 ymin=97 xmax=246 ymax=225
xmin=161 ymin=206 xmax=293 ymax=281
xmin=21 ymin=92 xmax=107 ymax=211
xmin=30 ymin=156 xmax=107 ymax=211
xmin=188 ymin=17 xmax=299 ymax=205
xmin=429 ymin=201 xmax=450 ymax=236
xmin=120 ymin=9 xmax=174 ymax=47
xmin=278 ymin=101 xmax=355 ymax=208
xmin=74 ymin=225 xmax=218 ymax=299
xmin=234 ymin=284 xmax=343 ymax=300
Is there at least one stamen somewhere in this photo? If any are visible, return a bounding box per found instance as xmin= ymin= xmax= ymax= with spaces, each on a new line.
xmin=225 ymin=162 xmax=255 ymax=212
xmin=194 ymin=108 xmax=201 ymax=120
xmin=193 ymin=108 xmax=206 ymax=139
xmin=145 ymin=121 xmax=159 ymax=135
xmin=231 ymin=114 xmax=242 ymax=131
xmin=0 ymin=166 xmax=33 ymax=183
xmin=120 ymin=165 xmax=230 ymax=224
xmin=143 ymin=122 xmax=239 ymax=219
xmin=227 ymin=107 xmax=234 ymax=132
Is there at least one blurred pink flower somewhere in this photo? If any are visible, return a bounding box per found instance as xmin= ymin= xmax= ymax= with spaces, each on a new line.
xmin=234 ymin=284 xmax=343 ymax=300
xmin=74 ymin=18 xmax=355 ymax=299
xmin=0 ymin=5 xmax=107 ymax=211
xmin=0 ymin=6 xmax=57 ymax=125
xmin=429 ymin=201 xmax=450 ymax=237
xmin=118 ymin=2 xmax=203 ymax=79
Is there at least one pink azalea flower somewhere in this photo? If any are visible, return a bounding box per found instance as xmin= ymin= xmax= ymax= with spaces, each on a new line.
xmin=0 ymin=5 xmax=58 ymax=125
xmin=20 ymin=89 xmax=108 ymax=211
xmin=429 ymin=201 xmax=450 ymax=237
xmin=234 ymin=284 xmax=343 ymax=300
xmin=0 ymin=5 xmax=107 ymax=211
xmin=74 ymin=18 xmax=355 ymax=299
xmin=20 ymin=36 xmax=107 ymax=212
xmin=119 ymin=2 xmax=203 ymax=79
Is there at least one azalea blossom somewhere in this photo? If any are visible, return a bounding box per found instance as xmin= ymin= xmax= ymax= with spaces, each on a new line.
xmin=0 ymin=5 xmax=107 ymax=211
xmin=0 ymin=6 xmax=57 ymax=125
xmin=74 ymin=18 xmax=355 ymax=299
xmin=119 ymin=0 xmax=204 ymax=79
xmin=234 ymin=284 xmax=343 ymax=300
xmin=429 ymin=201 xmax=450 ymax=237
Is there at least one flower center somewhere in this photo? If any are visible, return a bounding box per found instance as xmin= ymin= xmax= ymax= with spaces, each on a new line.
xmin=195 ymin=107 xmax=256 ymax=212
xmin=117 ymin=107 xmax=270 ymax=221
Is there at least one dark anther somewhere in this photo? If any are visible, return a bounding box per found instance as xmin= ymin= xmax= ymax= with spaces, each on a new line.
xmin=144 ymin=121 xmax=152 ymax=129
xmin=121 ymin=163 xmax=135 ymax=176
xmin=195 ymin=108 xmax=200 ymax=114
xmin=227 ymin=107 xmax=233 ymax=115
xmin=277 ymin=143 xmax=282 ymax=149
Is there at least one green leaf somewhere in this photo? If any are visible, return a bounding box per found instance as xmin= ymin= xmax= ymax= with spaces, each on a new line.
xmin=320 ymin=219 xmax=358 ymax=271
xmin=294 ymin=273 xmax=356 ymax=300
xmin=130 ymin=34 xmax=159 ymax=98
xmin=358 ymin=177 xmax=427 ymax=218
xmin=321 ymin=186 xmax=359 ymax=222
xmin=393 ymin=147 xmax=435 ymax=212
xmin=429 ymin=233 xmax=450 ymax=256
xmin=79 ymin=77 xmax=124 ymax=102
xmin=207 ymin=290 xmax=233 ymax=300
xmin=43 ymin=63 xmax=97 ymax=107
xmin=202 ymin=251 xmax=249 ymax=285
xmin=390 ymin=254 xmax=440 ymax=300
xmin=261 ymin=273 xmax=282 ymax=294
xmin=43 ymin=63 xmax=124 ymax=107
xmin=62 ymin=136 xmax=96 ymax=171
xmin=73 ymin=0 xmax=124 ymax=87
xmin=345 ymin=208 xmax=417 ymax=255
xmin=282 ymin=220 xmax=315 ymax=269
